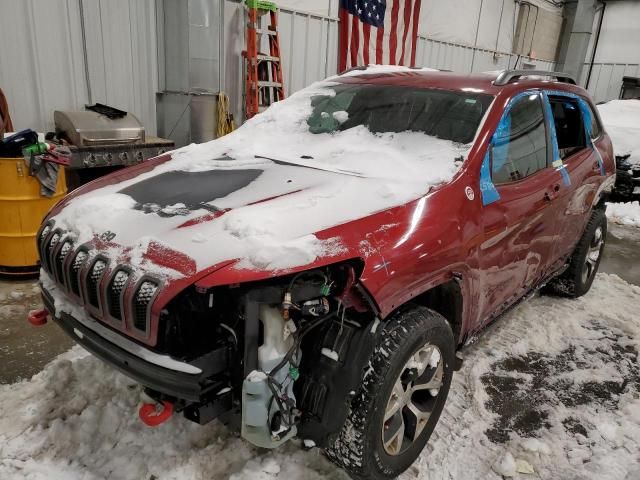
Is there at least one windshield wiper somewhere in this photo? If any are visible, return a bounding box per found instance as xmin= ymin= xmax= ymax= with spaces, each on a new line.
xmin=254 ymin=155 xmax=365 ymax=177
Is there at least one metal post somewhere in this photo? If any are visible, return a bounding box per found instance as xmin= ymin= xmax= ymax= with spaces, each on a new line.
xmin=557 ymin=0 xmax=598 ymax=83
xmin=469 ymin=0 xmax=485 ymax=73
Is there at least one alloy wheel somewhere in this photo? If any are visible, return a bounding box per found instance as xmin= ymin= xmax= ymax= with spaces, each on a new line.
xmin=382 ymin=343 xmax=444 ymax=456
xmin=581 ymin=225 xmax=604 ymax=284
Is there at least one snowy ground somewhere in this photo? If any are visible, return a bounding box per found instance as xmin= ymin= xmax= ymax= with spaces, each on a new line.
xmin=607 ymin=201 xmax=640 ymax=228
xmin=1 ymin=273 xmax=639 ymax=480
xmin=598 ymin=99 xmax=640 ymax=166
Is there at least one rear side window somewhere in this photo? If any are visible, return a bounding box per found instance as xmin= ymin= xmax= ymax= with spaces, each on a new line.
xmin=492 ymin=94 xmax=548 ymax=184
xmin=586 ymin=102 xmax=602 ymax=138
xmin=548 ymin=96 xmax=587 ymax=159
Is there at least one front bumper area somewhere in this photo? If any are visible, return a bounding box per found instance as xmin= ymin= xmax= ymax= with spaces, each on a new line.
xmin=41 ymin=288 xmax=227 ymax=403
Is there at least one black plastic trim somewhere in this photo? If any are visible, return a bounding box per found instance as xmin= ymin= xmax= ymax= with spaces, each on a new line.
xmin=42 ymin=288 xmax=224 ymax=403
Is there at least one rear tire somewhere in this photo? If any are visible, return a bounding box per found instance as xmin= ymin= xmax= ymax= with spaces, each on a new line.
xmin=544 ymin=207 xmax=607 ymax=298
xmin=325 ymin=306 xmax=455 ymax=480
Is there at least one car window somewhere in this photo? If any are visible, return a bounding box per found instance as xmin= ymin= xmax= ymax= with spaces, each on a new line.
xmin=306 ymin=85 xmax=493 ymax=144
xmin=586 ymin=101 xmax=602 ymax=138
xmin=491 ymin=93 xmax=548 ymax=184
xmin=548 ymin=96 xmax=587 ymax=159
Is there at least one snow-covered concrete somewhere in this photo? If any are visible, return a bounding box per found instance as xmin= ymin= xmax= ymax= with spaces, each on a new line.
xmin=606 ymin=201 xmax=640 ymax=228
xmin=1 ymin=273 xmax=638 ymax=479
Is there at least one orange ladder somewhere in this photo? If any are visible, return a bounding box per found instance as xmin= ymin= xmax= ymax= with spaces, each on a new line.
xmin=244 ymin=0 xmax=285 ymax=119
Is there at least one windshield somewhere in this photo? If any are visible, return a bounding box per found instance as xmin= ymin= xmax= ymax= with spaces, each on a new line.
xmin=306 ymin=84 xmax=493 ymax=144
xmin=165 ymin=79 xmax=494 ymax=188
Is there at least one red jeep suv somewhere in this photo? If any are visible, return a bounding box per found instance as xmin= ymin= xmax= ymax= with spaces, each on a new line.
xmin=33 ymin=67 xmax=615 ymax=479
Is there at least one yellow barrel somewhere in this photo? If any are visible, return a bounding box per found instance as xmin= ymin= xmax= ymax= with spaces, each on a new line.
xmin=0 ymin=157 xmax=67 ymax=275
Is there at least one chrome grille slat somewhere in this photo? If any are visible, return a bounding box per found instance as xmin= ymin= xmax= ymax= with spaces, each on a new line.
xmin=69 ymin=250 xmax=88 ymax=297
xmin=86 ymin=259 xmax=107 ymax=308
xmin=133 ymin=280 xmax=158 ymax=332
xmin=54 ymin=240 xmax=73 ymax=286
xmin=45 ymin=232 xmax=61 ymax=275
xmin=38 ymin=225 xmax=52 ymax=271
xmin=107 ymin=269 xmax=130 ymax=321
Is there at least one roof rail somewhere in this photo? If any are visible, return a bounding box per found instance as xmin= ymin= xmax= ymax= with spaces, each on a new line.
xmin=493 ymin=70 xmax=576 ymax=86
xmin=339 ymin=66 xmax=368 ymax=75
xmin=338 ymin=65 xmax=450 ymax=76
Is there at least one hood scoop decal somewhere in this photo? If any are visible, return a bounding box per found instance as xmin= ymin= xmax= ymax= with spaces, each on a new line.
xmin=118 ymin=169 xmax=263 ymax=215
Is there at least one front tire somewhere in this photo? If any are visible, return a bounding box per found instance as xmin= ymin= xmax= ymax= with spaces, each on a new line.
xmin=545 ymin=207 xmax=607 ymax=298
xmin=325 ymin=306 xmax=455 ymax=480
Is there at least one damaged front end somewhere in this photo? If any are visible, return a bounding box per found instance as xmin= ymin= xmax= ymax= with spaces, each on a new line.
xmin=39 ymin=257 xmax=382 ymax=449
xmin=155 ymin=260 xmax=381 ymax=448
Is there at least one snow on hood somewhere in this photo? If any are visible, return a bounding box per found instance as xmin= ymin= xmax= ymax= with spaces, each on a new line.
xmin=597 ymin=99 xmax=640 ymax=166
xmin=49 ymin=79 xmax=469 ymax=276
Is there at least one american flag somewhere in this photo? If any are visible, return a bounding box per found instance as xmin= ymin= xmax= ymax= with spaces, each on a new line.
xmin=338 ymin=0 xmax=422 ymax=72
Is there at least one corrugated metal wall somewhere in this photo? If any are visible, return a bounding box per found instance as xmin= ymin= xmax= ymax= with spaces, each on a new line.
xmin=581 ymin=63 xmax=640 ymax=103
xmin=579 ymin=2 xmax=640 ymax=103
xmin=0 ymin=0 xmax=87 ymax=132
xmin=0 ymin=0 xmax=573 ymax=143
xmin=415 ymin=36 xmax=555 ymax=74
xmin=0 ymin=0 xmax=158 ymax=134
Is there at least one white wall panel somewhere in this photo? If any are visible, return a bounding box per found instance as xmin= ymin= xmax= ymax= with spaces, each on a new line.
xmin=415 ymin=36 xmax=554 ymax=74
xmin=0 ymin=0 xmax=88 ymax=132
xmin=80 ymin=0 xmax=158 ymax=134
xmin=278 ymin=8 xmax=338 ymax=95
xmin=584 ymin=62 xmax=640 ymax=104
xmin=592 ymin=1 xmax=640 ymax=65
xmin=0 ymin=0 xmax=157 ymax=134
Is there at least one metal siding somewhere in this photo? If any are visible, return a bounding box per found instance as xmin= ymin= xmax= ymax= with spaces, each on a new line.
xmin=0 ymin=0 xmax=157 ymax=135
xmin=278 ymin=8 xmax=338 ymax=95
xmin=0 ymin=0 xmax=88 ymax=132
xmin=81 ymin=0 xmax=158 ymax=134
xmin=416 ymin=36 xmax=555 ymax=74
xmin=583 ymin=62 xmax=640 ymax=103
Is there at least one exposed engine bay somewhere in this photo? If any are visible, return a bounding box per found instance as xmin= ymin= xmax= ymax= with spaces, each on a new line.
xmin=142 ymin=262 xmax=380 ymax=448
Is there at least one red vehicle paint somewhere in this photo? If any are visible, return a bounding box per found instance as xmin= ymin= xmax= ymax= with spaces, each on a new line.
xmin=39 ymin=71 xmax=614 ymax=343
xmin=34 ymin=69 xmax=615 ymax=478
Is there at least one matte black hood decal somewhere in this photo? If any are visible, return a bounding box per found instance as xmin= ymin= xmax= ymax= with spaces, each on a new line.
xmin=118 ymin=169 xmax=263 ymax=214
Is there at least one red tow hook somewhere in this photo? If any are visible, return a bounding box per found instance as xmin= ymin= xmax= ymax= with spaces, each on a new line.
xmin=139 ymin=400 xmax=174 ymax=427
xmin=27 ymin=309 xmax=49 ymax=326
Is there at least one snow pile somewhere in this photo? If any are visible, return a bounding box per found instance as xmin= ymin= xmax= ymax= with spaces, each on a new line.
xmin=417 ymin=273 xmax=640 ymax=480
xmin=606 ymin=201 xmax=640 ymax=227
xmin=2 ymin=274 xmax=639 ymax=479
xmin=49 ymin=76 xmax=470 ymax=275
xmin=597 ymin=99 xmax=640 ymax=165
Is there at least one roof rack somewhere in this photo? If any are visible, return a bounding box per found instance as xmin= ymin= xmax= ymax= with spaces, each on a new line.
xmin=493 ymin=70 xmax=576 ymax=86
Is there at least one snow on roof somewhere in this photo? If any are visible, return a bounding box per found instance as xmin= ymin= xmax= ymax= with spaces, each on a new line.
xmin=331 ymin=64 xmax=441 ymax=78
xmin=1 ymin=274 xmax=639 ymax=479
xmin=597 ymin=99 xmax=640 ymax=166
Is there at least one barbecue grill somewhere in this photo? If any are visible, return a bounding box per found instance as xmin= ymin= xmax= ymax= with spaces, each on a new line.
xmin=54 ymin=109 xmax=174 ymax=169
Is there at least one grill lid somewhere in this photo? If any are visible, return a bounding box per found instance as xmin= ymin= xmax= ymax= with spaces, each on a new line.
xmin=54 ymin=109 xmax=145 ymax=146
